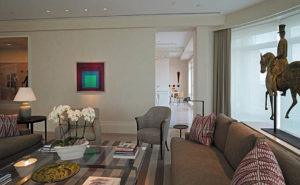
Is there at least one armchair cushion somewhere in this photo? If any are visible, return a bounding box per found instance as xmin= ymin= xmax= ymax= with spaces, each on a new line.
xmin=137 ymin=128 xmax=160 ymax=144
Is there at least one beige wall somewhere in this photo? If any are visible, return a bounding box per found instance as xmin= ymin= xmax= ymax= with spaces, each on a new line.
xmin=1 ymin=28 xmax=155 ymax=133
xmin=0 ymin=15 xmax=224 ymax=133
xmin=195 ymin=26 xmax=214 ymax=115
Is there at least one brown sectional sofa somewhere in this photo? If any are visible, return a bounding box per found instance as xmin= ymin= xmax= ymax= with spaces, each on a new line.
xmin=171 ymin=113 xmax=300 ymax=185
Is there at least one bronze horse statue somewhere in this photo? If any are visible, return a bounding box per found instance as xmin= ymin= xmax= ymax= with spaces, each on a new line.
xmin=260 ymin=52 xmax=300 ymax=119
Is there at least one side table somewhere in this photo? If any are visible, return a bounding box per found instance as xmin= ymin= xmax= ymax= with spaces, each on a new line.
xmin=17 ymin=116 xmax=47 ymax=143
xmin=173 ymin=124 xmax=188 ymax=138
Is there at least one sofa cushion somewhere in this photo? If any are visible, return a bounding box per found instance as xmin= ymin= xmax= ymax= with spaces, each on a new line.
xmin=232 ymin=141 xmax=285 ymax=185
xmin=0 ymin=134 xmax=42 ymax=160
xmin=190 ymin=113 xmax=216 ymax=145
xmin=213 ymin=113 xmax=236 ymax=152
xmin=224 ymin=122 xmax=257 ymax=170
xmin=171 ymin=137 xmax=234 ymax=185
xmin=265 ymin=139 xmax=300 ymax=185
xmin=137 ymin=128 xmax=160 ymax=144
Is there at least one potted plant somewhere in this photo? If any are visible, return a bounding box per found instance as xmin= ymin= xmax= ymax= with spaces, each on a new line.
xmin=48 ymin=105 xmax=96 ymax=160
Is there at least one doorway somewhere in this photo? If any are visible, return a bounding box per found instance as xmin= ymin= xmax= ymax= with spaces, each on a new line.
xmin=0 ymin=37 xmax=28 ymax=111
xmin=155 ymin=29 xmax=195 ymax=126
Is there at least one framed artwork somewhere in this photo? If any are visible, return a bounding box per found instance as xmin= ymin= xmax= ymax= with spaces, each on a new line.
xmin=77 ymin=62 xmax=105 ymax=91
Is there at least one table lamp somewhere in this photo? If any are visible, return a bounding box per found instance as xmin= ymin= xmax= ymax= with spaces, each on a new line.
xmin=13 ymin=87 xmax=37 ymax=120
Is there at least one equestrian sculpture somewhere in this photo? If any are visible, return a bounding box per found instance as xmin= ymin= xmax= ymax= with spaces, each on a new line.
xmin=260 ymin=25 xmax=300 ymax=119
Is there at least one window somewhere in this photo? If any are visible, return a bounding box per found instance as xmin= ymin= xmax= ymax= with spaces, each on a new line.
xmin=231 ymin=13 xmax=300 ymax=137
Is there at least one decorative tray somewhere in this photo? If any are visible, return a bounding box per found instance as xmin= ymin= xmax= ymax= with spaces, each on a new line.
xmin=31 ymin=162 xmax=80 ymax=183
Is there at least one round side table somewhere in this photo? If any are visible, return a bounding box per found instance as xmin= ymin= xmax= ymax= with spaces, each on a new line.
xmin=173 ymin=124 xmax=188 ymax=138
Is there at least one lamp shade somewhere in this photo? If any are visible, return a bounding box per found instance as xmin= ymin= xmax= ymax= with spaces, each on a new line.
xmin=13 ymin=87 xmax=37 ymax=102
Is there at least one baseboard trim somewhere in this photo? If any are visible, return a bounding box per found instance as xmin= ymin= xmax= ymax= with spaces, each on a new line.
xmin=33 ymin=120 xmax=137 ymax=134
xmin=101 ymin=121 xmax=137 ymax=134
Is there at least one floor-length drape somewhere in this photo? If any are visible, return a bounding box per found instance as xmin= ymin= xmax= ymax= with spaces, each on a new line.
xmin=213 ymin=29 xmax=231 ymax=116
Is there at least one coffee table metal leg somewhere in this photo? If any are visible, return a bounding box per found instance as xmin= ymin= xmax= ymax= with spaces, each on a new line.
xmin=45 ymin=119 xmax=47 ymax=144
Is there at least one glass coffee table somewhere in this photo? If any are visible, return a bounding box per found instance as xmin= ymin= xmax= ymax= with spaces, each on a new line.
xmin=0 ymin=145 xmax=146 ymax=185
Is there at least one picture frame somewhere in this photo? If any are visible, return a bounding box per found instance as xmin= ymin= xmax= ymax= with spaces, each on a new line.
xmin=77 ymin=62 xmax=105 ymax=91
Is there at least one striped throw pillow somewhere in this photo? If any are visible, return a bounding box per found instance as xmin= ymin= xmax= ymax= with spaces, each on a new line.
xmin=0 ymin=114 xmax=6 ymax=138
xmin=2 ymin=114 xmax=20 ymax=137
xmin=232 ymin=141 xmax=285 ymax=185
xmin=189 ymin=113 xmax=216 ymax=145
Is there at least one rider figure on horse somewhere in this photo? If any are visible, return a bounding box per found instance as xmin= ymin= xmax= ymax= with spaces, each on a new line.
xmin=271 ymin=24 xmax=288 ymax=96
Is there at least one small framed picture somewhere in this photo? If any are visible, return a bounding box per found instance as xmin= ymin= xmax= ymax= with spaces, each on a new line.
xmin=77 ymin=62 xmax=105 ymax=91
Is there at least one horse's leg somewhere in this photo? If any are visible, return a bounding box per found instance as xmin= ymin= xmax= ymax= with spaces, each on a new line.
xmin=265 ymin=91 xmax=269 ymax=110
xmin=285 ymin=88 xmax=297 ymax=118
xmin=269 ymin=92 xmax=274 ymax=120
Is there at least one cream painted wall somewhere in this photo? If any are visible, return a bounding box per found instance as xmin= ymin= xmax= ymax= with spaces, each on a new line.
xmin=1 ymin=28 xmax=155 ymax=133
xmin=169 ymin=58 xmax=188 ymax=97
xmin=0 ymin=15 xmax=222 ymax=133
xmin=155 ymin=58 xmax=169 ymax=91
xmin=195 ymin=27 xmax=214 ymax=115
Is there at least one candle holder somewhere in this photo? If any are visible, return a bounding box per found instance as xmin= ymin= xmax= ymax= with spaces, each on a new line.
xmin=13 ymin=158 xmax=38 ymax=177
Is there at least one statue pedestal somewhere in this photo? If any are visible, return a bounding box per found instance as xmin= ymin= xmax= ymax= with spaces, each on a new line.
xmin=262 ymin=95 xmax=300 ymax=149
xmin=261 ymin=128 xmax=300 ymax=149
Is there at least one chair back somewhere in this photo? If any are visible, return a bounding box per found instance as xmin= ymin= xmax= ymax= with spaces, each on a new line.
xmin=144 ymin=106 xmax=171 ymax=128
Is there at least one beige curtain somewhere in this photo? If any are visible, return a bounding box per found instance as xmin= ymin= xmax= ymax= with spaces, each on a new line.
xmin=213 ymin=28 xmax=231 ymax=116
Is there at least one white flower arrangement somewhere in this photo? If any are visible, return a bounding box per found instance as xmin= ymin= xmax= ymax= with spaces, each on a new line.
xmin=48 ymin=105 xmax=96 ymax=140
xmin=48 ymin=105 xmax=95 ymax=123
xmin=81 ymin=107 xmax=96 ymax=123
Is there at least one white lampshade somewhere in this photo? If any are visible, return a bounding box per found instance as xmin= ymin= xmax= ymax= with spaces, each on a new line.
xmin=13 ymin=87 xmax=37 ymax=102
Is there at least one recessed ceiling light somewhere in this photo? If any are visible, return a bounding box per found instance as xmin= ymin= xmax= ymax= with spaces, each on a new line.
xmin=103 ymin=8 xmax=108 ymax=11
xmin=64 ymin=9 xmax=70 ymax=12
xmin=84 ymin=8 xmax=88 ymax=12
xmin=46 ymin=10 xmax=52 ymax=13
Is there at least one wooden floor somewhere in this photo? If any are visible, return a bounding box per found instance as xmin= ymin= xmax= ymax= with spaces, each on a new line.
xmin=36 ymin=128 xmax=187 ymax=185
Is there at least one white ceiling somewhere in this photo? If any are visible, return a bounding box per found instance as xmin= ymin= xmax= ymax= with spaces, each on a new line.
xmin=0 ymin=0 xmax=264 ymax=21
xmin=156 ymin=31 xmax=193 ymax=59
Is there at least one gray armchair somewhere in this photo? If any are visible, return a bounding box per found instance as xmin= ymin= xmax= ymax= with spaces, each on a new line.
xmin=54 ymin=108 xmax=102 ymax=145
xmin=135 ymin=106 xmax=171 ymax=159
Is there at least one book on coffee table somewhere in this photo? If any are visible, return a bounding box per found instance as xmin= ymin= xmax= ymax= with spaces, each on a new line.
xmin=83 ymin=176 xmax=121 ymax=185
xmin=0 ymin=173 xmax=12 ymax=185
xmin=115 ymin=142 xmax=137 ymax=152
xmin=113 ymin=147 xmax=139 ymax=159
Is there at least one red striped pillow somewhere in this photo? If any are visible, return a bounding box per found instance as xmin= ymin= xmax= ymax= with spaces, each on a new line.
xmin=189 ymin=113 xmax=216 ymax=145
xmin=0 ymin=114 xmax=6 ymax=138
xmin=2 ymin=114 xmax=20 ymax=137
xmin=232 ymin=141 xmax=285 ymax=185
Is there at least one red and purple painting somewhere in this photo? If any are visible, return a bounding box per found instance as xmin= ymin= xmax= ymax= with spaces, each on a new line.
xmin=77 ymin=62 xmax=105 ymax=91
